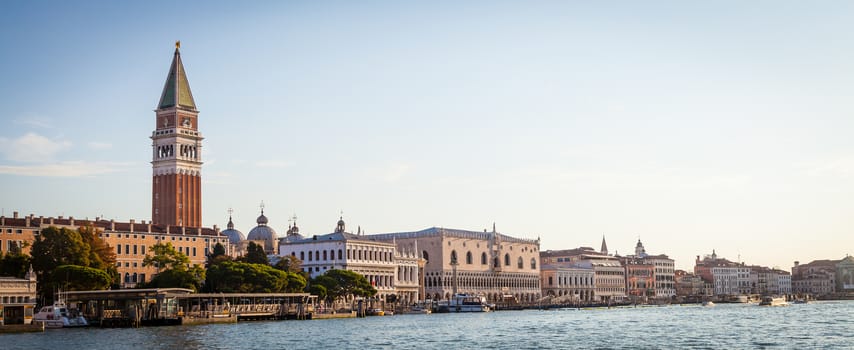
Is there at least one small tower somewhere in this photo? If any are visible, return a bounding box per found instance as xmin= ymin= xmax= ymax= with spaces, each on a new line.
xmin=600 ymin=235 xmax=609 ymax=255
xmin=335 ymin=216 xmax=346 ymax=233
xmin=635 ymin=239 xmax=646 ymax=258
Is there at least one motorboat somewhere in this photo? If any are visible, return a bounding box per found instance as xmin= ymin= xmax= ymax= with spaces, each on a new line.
xmin=33 ymin=302 xmax=88 ymax=328
xmin=445 ymin=294 xmax=491 ymax=312
xmin=702 ymin=301 xmax=715 ymax=307
xmin=758 ymin=296 xmax=788 ymax=307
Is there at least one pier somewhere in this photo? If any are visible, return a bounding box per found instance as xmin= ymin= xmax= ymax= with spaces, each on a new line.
xmin=63 ymin=289 xmax=317 ymax=327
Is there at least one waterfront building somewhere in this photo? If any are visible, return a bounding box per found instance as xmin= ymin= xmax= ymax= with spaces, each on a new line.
xmin=540 ymin=263 xmax=595 ymax=303
xmin=792 ymin=259 xmax=838 ymax=297
xmin=837 ymin=256 xmax=854 ymax=297
xmin=0 ymin=212 xmax=35 ymax=256
xmin=370 ymin=226 xmax=542 ymax=303
xmin=151 ymin=42 xmax=203 ymax=228
xmin=674 ymin=270 xmax=711 ymax=298
xmin=278 ymin=217 xmax=399 ymax=300
xmin=0 ymin=267 xmax=37 ymax=325
xmin=747 ymin=266 xmax=792 ymax=295
xmin=0 ymin=213 xmax=229 ymax=288
xmin=620 ymin=240 xmax=675 ymax=300
xmin=541 ymin=246 xmax=626 ymax=303
xmin=694 ymin=250 xmax=750 ymax=296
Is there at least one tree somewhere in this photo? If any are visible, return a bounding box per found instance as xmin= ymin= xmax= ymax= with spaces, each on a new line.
xmin=141 ymin=242 xmax=205 ymax=291
xmin=53 ymin=265 xmax=111 ymax=291
xmin=78 ymin=225 xmax=118 ymax=285
xmin=309 ymin=284 xmax=327 ymax=301
xmin=0 ymin=252 xmax=31 ymax=278
xmin=204 ymin=261 xmax=288 ymax=293
xmin=285 ymin=272 xmax=307 ymax=293
xmin=30 ymin=226 xmax=93 ymax=302
xmin=274 ymin=255 xmax=303 ymax=274
xmin=206 ymin=243 xmax=231 ymax=267
xmin=239 ymin=242 xmax=269 ymax=265
xmin=312 ymin=269 xmax=377 ymax=303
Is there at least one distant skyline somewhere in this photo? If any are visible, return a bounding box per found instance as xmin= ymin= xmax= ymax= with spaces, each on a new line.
xmin=2 ymin=1 xmax=853 ymax=271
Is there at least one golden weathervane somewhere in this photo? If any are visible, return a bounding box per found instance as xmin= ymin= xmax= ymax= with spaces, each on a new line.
xmin=176 ymin=40 xmax=181 ymax=49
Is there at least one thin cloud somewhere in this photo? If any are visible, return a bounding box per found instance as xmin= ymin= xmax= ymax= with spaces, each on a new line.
xmin=0 ymin=161 xmax=133 ymax=177
xmin=14 ymin=116 xmax=55 ymax=129
xmin=0 ymin=132 xmax=71 ymax=162
xmin=87 ymin=141 xmax=112 ymax=150
xmin=255 ymin=160 xmax=294 ymax=169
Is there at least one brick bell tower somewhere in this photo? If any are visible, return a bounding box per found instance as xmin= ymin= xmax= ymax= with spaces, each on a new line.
xmin=151 ymin=41 xmax=202 ymax=227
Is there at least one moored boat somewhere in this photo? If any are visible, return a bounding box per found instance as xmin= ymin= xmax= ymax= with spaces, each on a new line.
xmin=33 ymin=302 xmax=88 ymax=328
xmin=758 ymin=296 xmax=788 ymax=307
xmin=445 ymin=294 xmax=491 ymax=312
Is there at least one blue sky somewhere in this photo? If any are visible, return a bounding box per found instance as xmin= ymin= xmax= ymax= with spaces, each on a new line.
xmin=1 ymin=1 xmax=853 ymax=270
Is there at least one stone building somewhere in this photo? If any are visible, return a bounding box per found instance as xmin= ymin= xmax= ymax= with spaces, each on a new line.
xmin=694 ymin=250 xmax=751 ymax=296
xmin=540 ymin=263 xmax=595 ymax=303
xmin=278 ymin=217 xmax=400 ymax=300
xmin=837 ymin=256 xmax=854 ymax=296
xmin=620 ymin=240 xmax=675 ymax=300
xmin=0 ymin=214 xmax=229 ymax=288
xmin=370 ymin=226 xmax=542 ymax=304
xmin=792 ymin=259 xmax=838 ymax=297
xmin=541 ymin=246 xmax=627 ymax=303
xmin=0 ymin=267 xmax=37 ymax=325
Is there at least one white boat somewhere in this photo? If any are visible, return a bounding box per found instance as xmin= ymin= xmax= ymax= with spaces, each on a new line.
xmin=702 ymin=301 xmax=715 ymax=307
xmin=33 ymin=302 xmax=88 ymax=328
xmin=758 ymin=296 xmax=788 ymax=307
xmin=445 ymin=294 xmax=491 ymax=312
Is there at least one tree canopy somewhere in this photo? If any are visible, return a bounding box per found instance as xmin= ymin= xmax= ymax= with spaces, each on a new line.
xmin=53 ymin=265 xmax=111 ymax=291
xmin=140 ymin=242 xmax=205 ymax=291
xmin=239 ymin=242 xmax=269 ymax=265
xmin=205 ymin=261 xmax=287 ymax=293
xmin=274 ymin=255 xmax=303 ymax=274
xmin=0 ymin=251 xmax=31 ymax=278
xmin=30 ymin=226 xmax=98 ymax=302
xmin=311 ymin=269 xmax=376 ymax=303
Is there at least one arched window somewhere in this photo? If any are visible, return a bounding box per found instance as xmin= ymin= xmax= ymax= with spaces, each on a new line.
xmin=504 ymin=254 xmax=510 ymax=266
xmin=300 ymin=251 xmax=305 ymax=261
xmin=338 ymin=249 xmax=343 ymax=260
xmin=531 ymin=258 xmax=537 ymax=269
xmin=481 ymin=252 xmax=488 ymax=265
xmin=466 ymin=251 xmax=473 ymax=264
xmin=422 ymin=251 xmax=429 ymax=264
xmin=451 ymin=250 xmax=458 ymax=264
xmin=517 ymin=257 xmax=523 ymax=269
xmin=494 ymin=257 xmax=499 ymax=268
xmin=323 ymin=250 xmax=328 ymax=261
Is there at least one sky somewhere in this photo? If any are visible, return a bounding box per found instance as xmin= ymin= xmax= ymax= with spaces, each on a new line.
xmin=1 ymin=1 xmax=853 ymax=271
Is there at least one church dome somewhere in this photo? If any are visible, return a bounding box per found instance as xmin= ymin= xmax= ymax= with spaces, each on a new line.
xmin=247 ymin=209 xmax=277 ymax=253
xmin=221 ymin=216 xmax=245 ymax=244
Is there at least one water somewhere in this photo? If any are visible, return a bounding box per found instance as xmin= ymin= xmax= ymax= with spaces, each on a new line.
xmin=3 ymin=301 xmax=853 ymax=349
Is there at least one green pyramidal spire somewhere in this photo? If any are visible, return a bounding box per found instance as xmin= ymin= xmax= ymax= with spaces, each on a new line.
xmin=158 ymin=41 xmax=196 ymax=110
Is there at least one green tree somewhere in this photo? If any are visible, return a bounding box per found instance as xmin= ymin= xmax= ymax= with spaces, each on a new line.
xmin=239 ymin=242 xmax=269 ymax=265
xmin=0 ymin=252 xmax=31 ymax=278
xmin=30 ymin=226 xmax=92 ymax=302
xmin=274 ymin=255 xmax=303 ymax=274
xmin=312 ymin=269 xmax=377 ymax=303
xmin=141 ymin=242 xmax=205 ymax=291
xmin=204 ymin=261 xmax=288 ymax=293
xmin=309 ymin=284 xmax=327 ymax=301
xmin=53 ymin=265 xmax=111 ymax=291
xmin=206 ymin=243 xmax=231 ymax=267
xmin=78 ymin=225 xmax=118 ymax=285
xmin=285 ymin=272 xmax=307 ymax=293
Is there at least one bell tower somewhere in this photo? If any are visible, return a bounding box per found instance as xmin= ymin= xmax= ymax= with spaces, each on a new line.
xmin=151 ymin=41 xmax=203 ymax=227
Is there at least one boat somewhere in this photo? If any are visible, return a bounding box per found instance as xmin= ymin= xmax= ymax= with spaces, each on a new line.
xmin=758 ymin=296 xmax=788 ymax=307
xmin=702 ymin=301 xmax=715 ymax=307
xmin=445 ymin=294 xmax=491 ymax=312
xmin=33 ymin=302 xmax=88 ymax=328
xmin=365 ymin=308 xmax=385 ymax=316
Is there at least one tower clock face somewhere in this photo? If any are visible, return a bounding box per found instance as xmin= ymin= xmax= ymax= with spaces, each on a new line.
xmin=183 ymin=118 xmax=191 ymax=127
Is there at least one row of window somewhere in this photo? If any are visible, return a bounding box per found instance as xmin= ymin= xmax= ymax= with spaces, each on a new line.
xmin=449 ymin=250 xmax=538 ymax=270
xmin=116 ymin=244 xmax=197 ymax=257
xmin=1 ymin=296 xmax=31 ymax=304
xmin=2 ymin=228 xmax=25 ymax=234
xmin=290 ymin=247 xmax=395 ymax=263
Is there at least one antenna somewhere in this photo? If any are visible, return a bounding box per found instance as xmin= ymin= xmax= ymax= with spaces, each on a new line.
xmin=227 ymin=207 xmax=233 ymax=216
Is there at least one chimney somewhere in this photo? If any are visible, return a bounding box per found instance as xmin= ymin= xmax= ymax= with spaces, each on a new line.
xmin=794 ymin=261 xmax=799 ymax=267
xmin=25 ymin=215 xmax=31 ymax=227
xmin=70 ymin=216 xmax=74 ymax=226
xmin=110 ymin=219 xmax=115 ymax=231
xmin=13 ymin=211 xmax=19 ymax=219
xmin=213 ymin=224 xmax=218 ymax=232
xmin=129 ymin=219 xmax=135 ymax=232
xmin=147 ymin=222 xmax=152 ymax=233
xmin=58 ymin=215 xmax=64 ymax=220
xmin=166 ymin=225 xmax=170 ymax=234
xmin=0 ymin=216 xmax=4 ymax=226
xmin=181 ymin=226 xmax=186 ymax=235
xmin=50 ymin=217 xmax=55 ymax=225
xmin=197 ymin=227 xmax=202 ymax=235
xmin=39 ymin=216 xmax=44 ymax=225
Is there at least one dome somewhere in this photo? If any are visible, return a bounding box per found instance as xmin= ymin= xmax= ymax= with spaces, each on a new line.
xmin=221 ymin=228 xmax=245 ymax=244
xmin=247 ymin=210 xmax=278 ymax=254
xmin=256 ymin=212 xmax=269 ymax=225
xmin=220 ymin=215 xmax=244 ymax=244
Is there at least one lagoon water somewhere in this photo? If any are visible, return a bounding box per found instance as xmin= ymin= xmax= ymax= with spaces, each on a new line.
xmin=4 ymin=301 xmax=853 ymax=349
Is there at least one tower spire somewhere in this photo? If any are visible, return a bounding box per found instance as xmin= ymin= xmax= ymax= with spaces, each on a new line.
xmin=600 ymin=235 xmax=609 ymax=255
xmin=158 ymin=41 xmax=196 ymax=110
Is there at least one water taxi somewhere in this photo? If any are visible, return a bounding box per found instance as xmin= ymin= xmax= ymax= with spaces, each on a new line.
xmin=758 ymin=296 xmax=788 ymax=307
xmin=440 ymin=294 xmax=491 ymax=312
xmin=33 ymin=302 xmax=88 ymax=328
